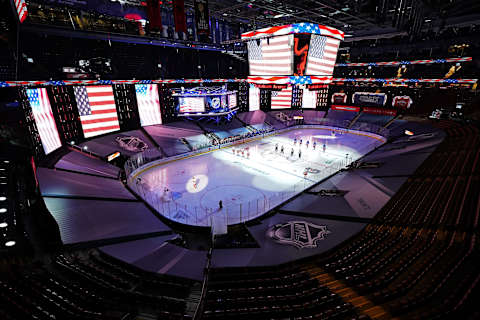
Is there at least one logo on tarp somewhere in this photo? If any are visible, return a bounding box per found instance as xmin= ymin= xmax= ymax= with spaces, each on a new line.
xmin=267 ymin=221 xmax=331 ymax=249
xmin=116 ymin=136 xmax=148 ymax=152
xmin=304 ymin=167 xmax=320 ymax=174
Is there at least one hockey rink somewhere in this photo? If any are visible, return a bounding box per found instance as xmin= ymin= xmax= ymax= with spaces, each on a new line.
xmin=130 ymin=127 xmax=385 ymax=227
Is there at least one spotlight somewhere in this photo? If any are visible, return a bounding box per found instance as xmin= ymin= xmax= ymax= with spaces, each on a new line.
xmin=0 ymin=208 xmax=6 ymax=213
xmin=0 ymin=222 xmax=7 ymax=228
xmin=0 ymin=197 xmax=6 ymax=201
xmin=5 ymin=241 xmax=16 ymax=247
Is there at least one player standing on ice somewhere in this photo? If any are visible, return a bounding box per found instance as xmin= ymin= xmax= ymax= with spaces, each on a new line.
xmin=291 ymin=148 xmax=294 ymax=157
xmin=323 ymin=143 xmax=326 ymax=152
xmin=294 ymin=138 xmax=297 ymax=145
xmin=193 ymin=176 xmax=200 ymax=189
xmin=299 ymin=139 xmax=303 ymax=145
xmin=280 ymin=145 xmax=284 ymax=154
xmin=275 ymin=143 xmax=278 ymax=152
xmin=306 ymin=140 xmax=309 ymax=148
xmin=299 ymin=149 xmax=302 ymax=158
xmin=313 ymin=141 xmax=317 ymax=150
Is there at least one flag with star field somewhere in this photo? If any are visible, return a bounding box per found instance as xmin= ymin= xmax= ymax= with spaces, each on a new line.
xmin=74 ymin=85 xmax=120 ymax=138
xmin=26 ymin=88 xmax=62 ymax=154
xmin=306 ymin=34 xmax=340 ymax=76
xmin=247 ymin=35 xmax=293 ymax=76
xmin=135 ymin=84 xmax=162 ymax=126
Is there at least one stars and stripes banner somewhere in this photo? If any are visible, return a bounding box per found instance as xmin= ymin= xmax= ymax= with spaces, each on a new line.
xmin=73 ymin=85 xmax=120 ymax=138
xmin=178 ymin=97 xmax=205 ymax=113
xmin=330 ymin=78 xmax=478 ymax=84
xmin=271 ymin=87 xmax=292 ymax=109
xmin=1 ymin=77 xmax=477 ymax=88
xmin=14 ymin=0 xmax=28 ymax=23
xmin=242 ymin=23 xmax=344 ymax=41
xmin=247 ymin=35 xmax=293 ymax=76
xmin=248 ymin=84 xmax=260 ymax=111
xmin=228 ymin=93 xmax=237 ymax=109
xmin=135 ymin=84 xmax=162 ymax=126
xmin=306 ymin=35 xmax=340 ymax=76
xmin=26 ymin=88 xmax=62 ymax=154
xmin=302 ymin=87 xmax=317 ymax=109
xmin=248 ymin=75 xmax=333 ymax=85
xmin=335 ymin=57 xmax=472 ymax=67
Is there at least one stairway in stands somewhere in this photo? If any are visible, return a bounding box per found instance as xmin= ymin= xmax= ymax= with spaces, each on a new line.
xmin=195 ymin=121 xmax=220 ymax=145
xmin=234 ymin=114 xmax=257 ymax=132
xmin=221 ymin=50 xmax=246 ymax=63
xmin=180 ymin=137 xmax=194 ymax=151
xmin=348 ymin=111 xmax=363 ymax=129
xmin=184 ymin=282 xmax=202 ymax=317
xmin=383 ymin=115 xmax=399 ymax=128
xmin=264 ymin=112 xmax=288 ymax=129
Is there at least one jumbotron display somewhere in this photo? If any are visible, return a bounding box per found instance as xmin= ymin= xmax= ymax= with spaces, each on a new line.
xmin=173 ymin=86 xmax=238 ymax=116
xmin=243 ymin=23 xmax=344 ymax=81
xmin=243 ymin=23 xmax=343 ymax=109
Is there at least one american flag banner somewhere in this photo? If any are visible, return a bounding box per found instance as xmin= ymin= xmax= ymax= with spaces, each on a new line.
xmin=306 ymin=35 xmax=340 ymax=76
xmin=26 ymin=88 xmax=62 ymax=154
xmin=248 ymin=84 xmax=260 ymax=111
xmin=271 ymin=87 xmax=292 ymax=109
xmin=247 ymin=75 xmax=332 ymax=85
xmin=302 ymin=87 xmax=318 ymax=109
xmin=179 ymin=97 xmax=205 ymax=113
xmin=135 ymin=84 xmax=162 ymax=126
xmin=247 ymin=35 xmax=293 ymax=75
xmin=15 ymin=0 xmax=28 ymax=23
xmin=73 ymin=85 xmax=120 ymax=138
xmin=228 ymin=94 xmax=237 ymax=108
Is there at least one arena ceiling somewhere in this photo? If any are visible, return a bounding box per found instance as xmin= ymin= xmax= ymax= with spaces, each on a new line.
xmin=183 ymin=0 xmax=480 ymax=38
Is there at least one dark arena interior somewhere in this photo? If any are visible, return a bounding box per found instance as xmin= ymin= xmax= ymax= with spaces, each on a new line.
xmin=1 ymin=0 xmax=480 ymax=319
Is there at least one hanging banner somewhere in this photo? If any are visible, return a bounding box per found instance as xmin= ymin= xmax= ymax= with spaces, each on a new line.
xmin=147 ymin=0 xmax=162 ymax=31
xmin=173 ymin=0 xmax=187 ymax=33
xmin=392 ymin=96 xmax=412 ymax=109
xmin=194 ymin=0 xmax=209 ymax=35
xmin=331 ymin=92 xmax=347 ymax=104
xmin=363 ymin=107 xmax=397 ymax=116
xmin=352 ymin=92 xmax=387 ymax=106
xmin=14 ymin=0 xmax=28 ymax=23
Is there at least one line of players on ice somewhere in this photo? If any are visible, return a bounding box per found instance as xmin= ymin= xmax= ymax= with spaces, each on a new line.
xmin=275 ymin=138 xmax=326 ymax=159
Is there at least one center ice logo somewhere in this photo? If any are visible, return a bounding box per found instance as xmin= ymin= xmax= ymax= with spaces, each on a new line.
xmin=267 ymin=221 xmax=331 ymax=249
